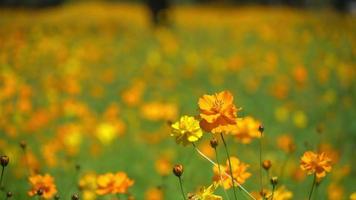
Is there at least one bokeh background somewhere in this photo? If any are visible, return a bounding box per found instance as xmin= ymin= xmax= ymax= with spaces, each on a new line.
xmin=0 ymin=0 xmax=355 ymax=199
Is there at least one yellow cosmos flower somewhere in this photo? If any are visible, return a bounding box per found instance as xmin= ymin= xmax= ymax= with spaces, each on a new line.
xmin=171 ymin=115 xmax=203 ymax=146
xmin=213 ymin=156 xmax=251 ymax=189
xmin=300 ymin=151 xmax=332 ymax=179
xmin=188 ymin=183 xmax=222 ymax=200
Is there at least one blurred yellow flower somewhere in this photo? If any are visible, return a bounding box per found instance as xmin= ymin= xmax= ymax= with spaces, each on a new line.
xmin=198 ymin=91 xmax=238 ymax=134
xmin=350 ymin=192 xmax=356 ymax=200
xmin=231 ymin=116 xmax=261 ymax=144
xmin=28 ymin=174 xmax=57 ymax=199
xmin=300 ymin=151 xmax=332 ymax=179
xmin=188 ymin=183 xmax=222 ymax=200
xmin=293 ymin=111 xmax=307 ymax=128
xmin=79 ymin=172 xmax=97 ymax=200
xmin=96 ymin=172 xmax=134 ymax=195
xmin=268 ymin=186 xmax=293 ymax=200
xmin=95 ymin=122 xmax=119 ymax=145
xmin=255 ymin=186 xmax=293 ymax=200
xmin=213 ymin=156 xmax=251 ymax=189
xmin=171 ymin=115 xmax=203 ymax=146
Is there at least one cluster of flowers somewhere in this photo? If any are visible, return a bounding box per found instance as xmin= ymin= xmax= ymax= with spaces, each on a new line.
xmin=169 ymin=90 xmax=333 ymax=200
xmin=0 ymin=90 xmax=337 ymax=200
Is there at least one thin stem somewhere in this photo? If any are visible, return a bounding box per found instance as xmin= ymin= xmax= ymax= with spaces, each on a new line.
xmin=178 ymin=177 xmax=186 ymax=200
xmin=214 ymin=147 xmax=231 ymax=200
xmin=192 ymin=143 xmax=256 ymax=200
xmin=271 ymin=185 xmax=275 ymax=200
xmin=220 ymin=133 xmax=238 ymax=200
xmin=308 ymin=175 xmax=316 ymax=200
xmin=0 ymin=166 xmax=4 ymax=190
xmin=22 ymin=148 xmax=32 ymax=176
xmin=259 ymin=137 xmax=263 ymax=194
xmin=279 ymin=153 xmax=291 ymax=182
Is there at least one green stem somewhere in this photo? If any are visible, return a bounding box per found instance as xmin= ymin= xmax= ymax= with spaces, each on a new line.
xmin=214 ymin=147 xmax=231 ymax=200
xmin=220 ymin=133 xmax=238 ymax=200
xmin=0 ymin=166 xmax=4 ymax=191
xmin=308 ymin=175 xmax=316 ymax=200
xmin=178 ymin=177 xmax=186 ymax=200
xmin=271 ymin=185 xmax=275 ymax=200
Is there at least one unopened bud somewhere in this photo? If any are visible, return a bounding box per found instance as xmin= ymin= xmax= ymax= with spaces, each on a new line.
xmin=172 ymin=164 xmax=183 ymax=177
xmin=262 ymin=160 xmax=272 ymax=170
xmin=0 ymin=156 xmax=9 ymax=167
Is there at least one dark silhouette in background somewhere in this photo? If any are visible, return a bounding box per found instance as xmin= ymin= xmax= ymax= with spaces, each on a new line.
xmin=0 ymin=0 xmax=63 ymax=7
xmin=145 ymin=0 xmax=170 ymax=26
xmin=0 ymin=0 xmax=354 ymax=13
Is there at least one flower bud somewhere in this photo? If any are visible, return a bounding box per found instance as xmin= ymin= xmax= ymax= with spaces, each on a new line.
xmin=172 ymin=164 xmax=183 ymax=177
xmin=262 ymin=160 xmax=272 ymax=171
xmin=0 ymin=155 xmax=9 ymax=167
xmin=20 ymin=140 xmax=27 ymax=149
xmin=210 ymin=138 xmax=218 ymax=148
xmin=54 ymin=194 xmax=60 ymax=200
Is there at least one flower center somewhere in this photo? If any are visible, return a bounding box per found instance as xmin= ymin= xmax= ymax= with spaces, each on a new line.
xmin=212 ymin=96 xmax=224 ymax=112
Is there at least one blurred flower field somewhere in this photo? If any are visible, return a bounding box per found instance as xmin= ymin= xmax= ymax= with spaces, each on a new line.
xmin=0 ymin=2 xmax=355 ymax=200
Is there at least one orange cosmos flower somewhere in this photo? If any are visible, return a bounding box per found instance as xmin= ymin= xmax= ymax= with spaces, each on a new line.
xmin=96 ymin=172 xmax=134 ymax=195
xmin=230 ymin=116 xmax=261 ymax=144
xmin=28 ymin=174 xmax=57 ymax=199
xmin=198 ymin=91 xmax=238 ymax=134
xmin=213 ymin=156 xmax=251 ymax=189
xmin=300 ymin=151 xmax=332 ymax=179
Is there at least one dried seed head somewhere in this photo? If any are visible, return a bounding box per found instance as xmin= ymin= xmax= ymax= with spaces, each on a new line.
xmin=75 ymin=164 xmax=81 ymax=171
xmin=262 ymin=160 xmax=272 ymax=171
xmin=259 ymin=189 xmax=268 ymax=198
xmin=210 ymin=138 xmax=218 ymax=148
xmin=172 ymin=164 xmax=184 ymax=177
xmin=270 ymin=176 xmax=278 ymax=186
xmin=37 ymin=189 xmax=44 ymax=196
xmin=71 ymin=194 xmax=79 ymax=200
xmin=6 ymin=192 xmax=13 ymax=198
xmin=19 ymin=140 xmax=27 ymax=149
xmin=258 ymin=124 xmax=264 ymax=134
xmin=0 ymin=155 xmax=9 ymax=167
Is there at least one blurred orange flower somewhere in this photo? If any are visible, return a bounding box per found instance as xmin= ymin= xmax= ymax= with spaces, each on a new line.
xmin=198 ymin=91 xmax=238 ymax=134
xmin=300 ymin=151 xmax=332 ymax=179
xmin=145 ymin=187 xmax=163 ymax=200
xmin=96 ymin=172 xmax=134 ymax=195
xmin=213 ymin=156 xmax=251 ymax=189
xmin=155 ymin=157 xmax=171 ymax=176
xmin=28 ymin=174 xmax=57 ymax=199
xmin=277 ymin=134 xmax=296 ymax=153
xmin=231 ymin=116 xmax=261 ymax=144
